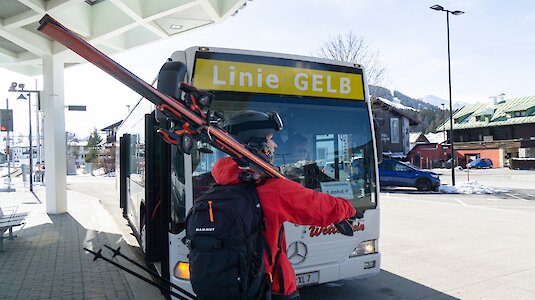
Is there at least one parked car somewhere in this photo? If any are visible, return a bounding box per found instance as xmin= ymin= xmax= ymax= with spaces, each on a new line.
xmin=466 ymin=158 xmax=493 ymax=169
xmin=378 ymin=159 xmax=440 ymax=191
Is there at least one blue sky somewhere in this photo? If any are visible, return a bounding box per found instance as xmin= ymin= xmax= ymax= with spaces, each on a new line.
xmin=1 ymin=0 xmax=534 ymax=138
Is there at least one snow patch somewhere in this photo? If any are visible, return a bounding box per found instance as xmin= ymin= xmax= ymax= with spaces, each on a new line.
xmin=439 ymin=181 xmax=502 ymax=194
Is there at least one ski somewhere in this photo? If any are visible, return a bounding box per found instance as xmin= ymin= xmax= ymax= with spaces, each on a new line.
xmin=37 ymin=14 xmax=282 ymax=179
xmin=37 ymin=14 xmax=354 ymax=236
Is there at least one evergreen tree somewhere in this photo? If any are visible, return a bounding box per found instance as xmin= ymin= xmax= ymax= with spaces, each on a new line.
xmin=85 ymin=128 xmax=102 ymax=163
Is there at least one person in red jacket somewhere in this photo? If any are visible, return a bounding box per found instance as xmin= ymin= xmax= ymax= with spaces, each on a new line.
xmin=212 ymin=110 xmax=356 ymax=300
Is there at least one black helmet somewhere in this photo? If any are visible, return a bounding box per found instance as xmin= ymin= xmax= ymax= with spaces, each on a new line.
xmin=224 ymin=110 xmax=283 ymax=161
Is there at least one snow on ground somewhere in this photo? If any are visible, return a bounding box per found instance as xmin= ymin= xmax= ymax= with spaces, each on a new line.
xmin=439 ymin=181 xmax=507 ymax=194
xmin=74 ymin=167 xmax=115 ymax=177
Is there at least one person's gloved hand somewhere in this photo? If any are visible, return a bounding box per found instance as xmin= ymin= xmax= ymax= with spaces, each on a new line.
xmin=334 ymin=210 xmax=365 ymax=236
xmin=334 ymin=220 xmax=353 ymax=236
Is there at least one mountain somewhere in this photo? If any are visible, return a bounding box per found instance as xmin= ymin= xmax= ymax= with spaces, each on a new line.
xmin=370 ymin=86 xmax=449 ymax=134
xmin=421 ymin=95 xmax=448 ymax=108
xmin=453 ymin=101 xmax=469 ymax=110
xmin=422 ymin=95 xmax=469 ymax=111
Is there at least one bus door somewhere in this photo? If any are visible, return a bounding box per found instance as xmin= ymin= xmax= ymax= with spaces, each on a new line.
xmin=144 ymin=112 xmax=170 ymax=268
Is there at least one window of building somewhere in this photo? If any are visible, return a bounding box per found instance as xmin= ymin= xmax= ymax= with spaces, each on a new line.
xmin=511 ymin=111 xmax=527 ymax=118
xmin=390 ymin=118 xmax=399 ymax=144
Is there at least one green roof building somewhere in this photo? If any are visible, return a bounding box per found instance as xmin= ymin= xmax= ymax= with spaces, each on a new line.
xmin=435 ymin=95 xmax=535 ymax=168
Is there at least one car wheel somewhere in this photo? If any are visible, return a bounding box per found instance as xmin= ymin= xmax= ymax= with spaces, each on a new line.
xmin=416 ymin=179 xmax=432 ymax=191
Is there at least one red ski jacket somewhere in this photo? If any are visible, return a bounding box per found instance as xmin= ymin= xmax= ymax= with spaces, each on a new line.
xmin=212 ymin=157 xmax=356 ymax=297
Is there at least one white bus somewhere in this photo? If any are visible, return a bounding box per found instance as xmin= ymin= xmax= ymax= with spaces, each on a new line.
xmin=117 ymin=46 xmax=381 ymax=298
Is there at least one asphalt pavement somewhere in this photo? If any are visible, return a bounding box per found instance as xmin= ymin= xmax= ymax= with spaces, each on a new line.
xmin=2 ymin=167 xmax=534 ymax=299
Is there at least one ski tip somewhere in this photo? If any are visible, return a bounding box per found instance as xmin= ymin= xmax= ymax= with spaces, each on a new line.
xmin=37 ymin=14 xmax=62 ymax=31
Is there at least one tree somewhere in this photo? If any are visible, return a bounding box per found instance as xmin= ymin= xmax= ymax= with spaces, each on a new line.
xmin=85 ymin=128 xmax=103 ymax=163
xmin=316 ymin=31 xmax=388 ymax=91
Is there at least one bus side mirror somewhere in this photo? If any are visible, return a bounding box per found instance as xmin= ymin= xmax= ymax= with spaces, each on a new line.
xmin=374 ymin=119 xmax=383 ymax=164
xmin=155 ymin=60 xmax=188 ymax=124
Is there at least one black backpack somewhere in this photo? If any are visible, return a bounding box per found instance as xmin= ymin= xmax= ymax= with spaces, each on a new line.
xmin=184 ymin=184 xmax=270 ymax=300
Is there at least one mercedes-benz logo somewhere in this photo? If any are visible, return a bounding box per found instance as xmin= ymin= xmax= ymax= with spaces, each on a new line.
xmin=287 ymin=241 xmax=308 ymax=265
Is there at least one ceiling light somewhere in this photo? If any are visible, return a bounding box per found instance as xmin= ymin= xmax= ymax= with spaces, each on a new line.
xmin=85 ymin=0 xmax=106 ymax=6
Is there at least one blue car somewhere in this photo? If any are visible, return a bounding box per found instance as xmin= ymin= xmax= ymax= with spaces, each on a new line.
xmin=466 ymin=158 xmax=493 ymax=169
xmin=378 ymin=159 xmax=441 ymax=191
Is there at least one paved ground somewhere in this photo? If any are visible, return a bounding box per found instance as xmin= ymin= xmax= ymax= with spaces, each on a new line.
xmin=301 ymin=168 xmax=535 ymax=299
xmin=2 ymin=168 xmax=535 ymax=299
xmin=0 ymin=175 xmax=164 ymax=300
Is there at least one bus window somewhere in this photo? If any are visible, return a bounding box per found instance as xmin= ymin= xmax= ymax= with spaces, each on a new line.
xmin=191 ymin=93 xmax=377 ymax=211
xmin=170 ymin=145 xmax=187 ymax=233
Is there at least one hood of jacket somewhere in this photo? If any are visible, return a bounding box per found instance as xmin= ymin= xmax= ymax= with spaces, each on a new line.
xmin=212 ymin=157 xmax=242 ymax=186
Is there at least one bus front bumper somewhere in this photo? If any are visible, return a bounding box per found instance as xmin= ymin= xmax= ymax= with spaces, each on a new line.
xmin=295 ymin=252 xmax=381 ymax=287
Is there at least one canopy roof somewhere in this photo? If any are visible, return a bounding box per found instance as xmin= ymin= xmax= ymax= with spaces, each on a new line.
xmin=0 ymin=0 xmax=247 ymax=75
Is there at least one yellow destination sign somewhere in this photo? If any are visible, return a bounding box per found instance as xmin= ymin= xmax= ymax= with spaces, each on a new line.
xmin=193 ymin=58 xmax=364 ymax=100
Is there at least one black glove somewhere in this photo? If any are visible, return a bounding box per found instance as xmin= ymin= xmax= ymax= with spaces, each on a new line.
xmin=334 ymin=220 xmax=353 ymax=236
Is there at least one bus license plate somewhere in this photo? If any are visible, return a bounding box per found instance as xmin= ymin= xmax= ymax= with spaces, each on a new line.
xmin=296 ymin=272 xmax=319 ymax=287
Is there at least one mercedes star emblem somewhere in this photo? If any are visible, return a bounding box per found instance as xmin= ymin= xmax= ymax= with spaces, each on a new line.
xmin=287 ymin=241 xmax=308 ymax=265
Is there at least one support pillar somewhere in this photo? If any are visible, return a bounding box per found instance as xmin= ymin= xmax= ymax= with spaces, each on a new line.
xmin=42 ymin=55 xmax=67 ymax=214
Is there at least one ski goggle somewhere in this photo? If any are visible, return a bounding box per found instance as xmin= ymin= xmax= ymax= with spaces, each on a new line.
xmin=267 ymin=112 xmax=284 ymax=132
xmin=226 ymin=111 xmax=284 ymax=133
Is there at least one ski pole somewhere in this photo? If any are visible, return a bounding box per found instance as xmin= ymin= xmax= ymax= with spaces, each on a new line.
xmin=84 ymin=248 xmax=190 ymax=300
xmin=104 ymin=245 xmax=197 ymax=300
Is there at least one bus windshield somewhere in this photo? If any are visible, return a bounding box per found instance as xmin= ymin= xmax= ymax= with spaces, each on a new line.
xmin=192 ymin=92 xmax=377 ymax=210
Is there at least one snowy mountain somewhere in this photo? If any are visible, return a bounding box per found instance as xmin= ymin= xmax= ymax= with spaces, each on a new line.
xmin=453 ymin=101 xmax=469 ymax=110
xmin=421 ymin=95 xmax=469 ymax=110
xmin=421 ymin=95 xmax=448 ymax=108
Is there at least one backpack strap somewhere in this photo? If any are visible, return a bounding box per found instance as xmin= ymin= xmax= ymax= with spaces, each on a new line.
xmin=271 ymin=224 xmax=286 ymax=294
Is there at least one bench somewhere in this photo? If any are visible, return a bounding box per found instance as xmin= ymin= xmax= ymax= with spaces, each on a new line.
xmin=0 ymin=206 xmax=29 ymax=252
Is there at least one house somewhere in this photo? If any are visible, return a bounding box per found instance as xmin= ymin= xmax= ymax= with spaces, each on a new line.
xmin=10 ymin=141 xmax=37 ymax=164
xmin=406 ymin=132 xmax=448 ymax=169
xmin=99 ymin=120 xmax=123 ymax=173
xmin=435 ymin=95 xmax=535 ymax=167
xmin=372 ymin=97 xmax=420 ymax=158
xmin=409 ymin=132 xmax=429 ymax=150
xmin=100 ymin=120 xmax=122 ymax=145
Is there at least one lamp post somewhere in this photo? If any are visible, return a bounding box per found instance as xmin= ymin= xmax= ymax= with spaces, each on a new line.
xmin=430 ymin=4 xmax=464 ymax=186
xmin=2 ymin=98 xmax=15 ymax=192
xmin=8 ymin=82 xmax=41 ymax=192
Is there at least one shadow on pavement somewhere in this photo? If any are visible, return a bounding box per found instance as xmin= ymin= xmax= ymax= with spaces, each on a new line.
xmin=30 ymin=190 xmax=43 ymax=204
xmin=0 ymin=213 xmax=156 ymax=299
xmin=300 ymin=269 xmax=459 ymax=299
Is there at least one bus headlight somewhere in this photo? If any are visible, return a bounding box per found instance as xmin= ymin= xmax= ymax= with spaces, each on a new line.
xmin=350 ymin=239 xmax=378 ymax=257
xmin=174 ymin=261 xmax=190 ymax=280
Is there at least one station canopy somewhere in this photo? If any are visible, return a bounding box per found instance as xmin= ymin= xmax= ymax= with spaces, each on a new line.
xmin=0 ymin=0 xmax=248 ymax=75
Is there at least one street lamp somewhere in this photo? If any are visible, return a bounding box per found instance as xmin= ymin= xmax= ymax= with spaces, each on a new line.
xmin=8 ymin=82 xmax=41 ymax=192
xmin=430 ymin=4 xmax=464 ymax=186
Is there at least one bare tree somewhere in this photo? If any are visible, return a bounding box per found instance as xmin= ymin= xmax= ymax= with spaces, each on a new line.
xmin=316 ymin=31 xmax=388 ymax=93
